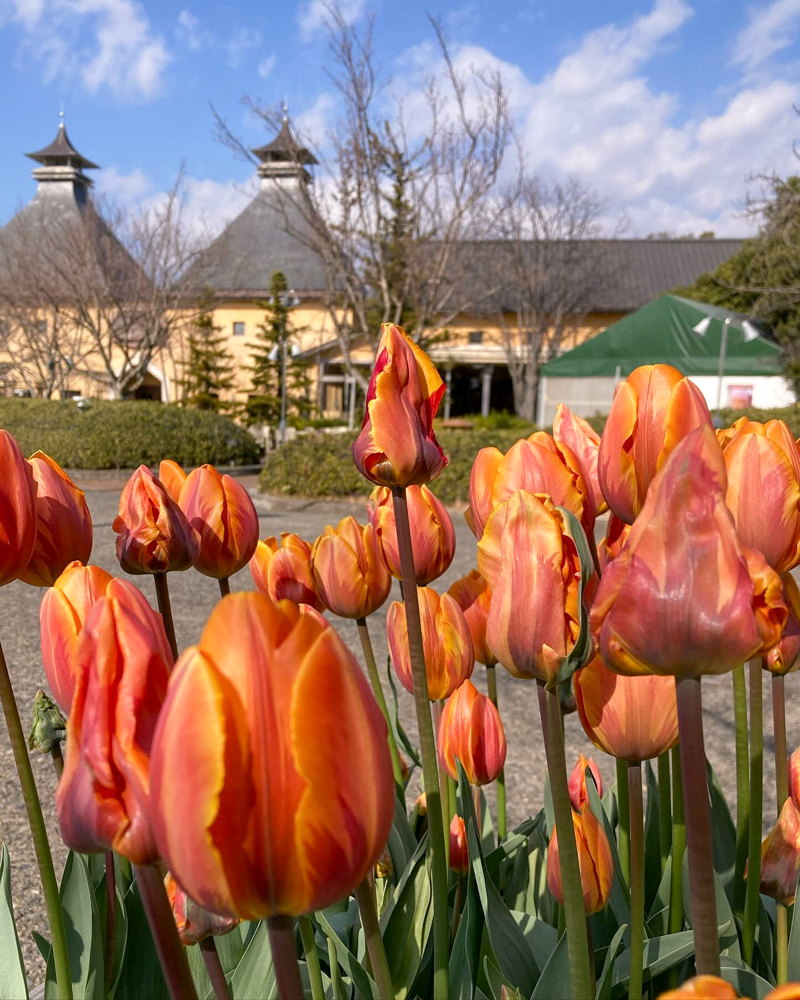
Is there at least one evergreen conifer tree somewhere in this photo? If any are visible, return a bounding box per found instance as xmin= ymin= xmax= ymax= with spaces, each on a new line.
xmin=181 ymin=288 xmax=236 ymax=413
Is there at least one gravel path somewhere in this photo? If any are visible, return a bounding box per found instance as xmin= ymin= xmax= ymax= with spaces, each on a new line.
xmin=1 ymin=485 xmax=796 ymax=979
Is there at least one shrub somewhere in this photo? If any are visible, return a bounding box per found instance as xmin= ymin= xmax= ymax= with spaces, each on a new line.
xmin=0 ymin=398 xmax=260 ymax=469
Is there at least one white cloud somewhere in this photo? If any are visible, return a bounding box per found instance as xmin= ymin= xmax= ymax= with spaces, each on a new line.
xmin=297 ymin=0 xmax=365 ymax=41
xmin=9 ymin=0 xmax=171 ymax=100
xmin=732 ymin=0 xmax=800 ymax=72
xmin=224 ymin=26 xmax=261 ymax=68
xmin=295 ymin=92 xmax=336 ymax=143
xmin=258 ymin=53 xmax=275 ymax=79
xmin=175 ymin=9 xmax=213 ymax=51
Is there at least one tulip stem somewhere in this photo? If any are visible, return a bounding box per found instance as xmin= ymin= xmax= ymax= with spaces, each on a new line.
xmin=134 ymin=864 xmax=198 ymax=1000
xmin=486 ymin=665 xmax=507 ymax=841
xmin=616 ymin=757 xmax=630 ymax=887
xmin=675 ymin=676 xmax=720 ymax=976
xmin=432 ymin=699 xmax=451 ymax=867
xmin=743 ymin=659 xmax=763 ymax=967
xmin=50 ymin=742 xmax=64 ymax=779
xmin=218 ymin=577 xmax=231 ymax=597
xmin=628 ymin=762 xmax=645 ymax=1000
xmin=537 ymin=681 xmax=593 ymax=1000
xmin=667 ymin=744 xmax=685 ymax=988
xmin=391 ymin=486 xmax=449 ymax=1000
xmin=355 ymin=879 xmax=394 ymax=1000
xmin=297 ymin=916 xmax=324 ymax=1000
xmin=200 ymin=938 xmax=232 ymax=1000
xmin=104 ymin=851 xmax=116 ymax=996
xmin=266 ymin=915 xmax=303 ymax=1000
xmin=657 ymin=752 xmax=671 ymax=872
xmin=774 ymin=674 xmax=789 ymax=985
xmin=356 ymin=617 xmax=404 ymax=790
xmin=0 ymin=640 xmax=72 ymax=1000
xmin=326 ymin=936 xmax=346 ymax=1000
xmin=732 ymin=662 xmax=750 ymax=918
xmin=153 ymin=572 xmax=179 ymax=662
xmin=452 ymin=874 xmax=465 ymax=941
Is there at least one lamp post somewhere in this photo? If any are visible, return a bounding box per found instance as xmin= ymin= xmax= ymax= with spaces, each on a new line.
xmin=691 ymin=311 xmax=761 ymax=413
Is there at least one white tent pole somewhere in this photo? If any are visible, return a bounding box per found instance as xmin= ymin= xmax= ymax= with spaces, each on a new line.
xmin=716 ymin=318 xmax=731 ymax=411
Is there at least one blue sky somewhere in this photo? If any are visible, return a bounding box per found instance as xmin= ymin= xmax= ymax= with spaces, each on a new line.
xmin=1 ymin=0 xmax=799 ymax=236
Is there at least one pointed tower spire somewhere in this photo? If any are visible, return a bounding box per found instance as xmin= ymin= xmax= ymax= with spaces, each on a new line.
xmin=251 ymin=110 xmax=317 ymax=190
xmin=25 ymin=120 xmax=99 ymax=205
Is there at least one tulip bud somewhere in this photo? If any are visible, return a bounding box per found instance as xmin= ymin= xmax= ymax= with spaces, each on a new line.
xmin=20 ymin=452 xmax=92 ymax=587
xmin=28 ymin=690 xmax=66 ymax=754
xmin=547 ymin=804 xmax=612 ymax=915
xmin=0 ymin=430 xmax=37 ymax=586
xmin=765 ymin=985 xmax=800 ymax=999
xmin=655 ymin=976 xmax=740 ymax=999
xmin=179 ymin=465 xmax=259 ymax=579
xmin=387 ymin=587 xmax=473 ymax=701
xmin=591 ymin=427 xmax=787 ymax=679
xmin=56 ymin=580 xmax=173 ymax=864
xmin=159 ymin=460 xmax=187 ymax=503
xmin=467 ymin=431 xmax=596 ymax=541
xmin=789 ymin=747 xmax=800 ymax=811
xmin=368 ymin=485 xmax=455 ymax=585
xmin=477 ymin=490 xmax=584 ymax=686
xmin=766 ymin=573 xmax=800 ymax=676
xmin=311 ymin=516 xmax=391 ymax=618
xmin=447 ymin=570 xmax=496 ymax=667
xmin=720 ymin=418 xmax=800 ymax=572
xmin=750 ymin=797 xmax=800 ymax=905
xmin=353 ymin=323 xmax=447 ymax=488
xmin=150 ymin=593 xmax=395 ymax=918
xmin=375 ymin=850 xmax=392 ymax=880
xmin=164 ymin=873 xmax=239 ymax=946
xmin=415 ymin=792 xmax=427 ymax=816
xmin=251 ymin=533 xmax=324 ymax=611
xmin=437 ymin=679 xmax=506 ymax=786
xmin=114 ymin=465 xmax=199 ymax=575
xmin=449 ymin=814 xmax=469 ymax=874
xmin=568 ymin=753 xmax=602 ymax=811
xmin=575 ymin=654 xmax=679 ymax=761
xmin=40 ymin=561 xmax=115 ymax=713
xmin=598 ymin=364 xmax=712 ymax=524
xmin=499 ymin=987 xmax=525 ymax=1000
xmin=553 ymin=404 xmax=606 ymax=515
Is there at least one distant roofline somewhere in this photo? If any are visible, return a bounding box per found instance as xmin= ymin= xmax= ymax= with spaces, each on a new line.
xmin=26 ymin=124 xmax=99 ymax=171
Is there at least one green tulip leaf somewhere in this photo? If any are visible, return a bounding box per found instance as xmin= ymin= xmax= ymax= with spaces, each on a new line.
xmin=114 ymin=881 xmax=168 ymax=1000
xmin=44 ymin=851 xmax=104 ymax=1000
xmin=385 ymin=657 xmax=421 ymax=768
xmin=530 ymin=930 xmax=571 ymax=1000
xmin=706 ymin=759 xmax=737 ymax=900
xmin=386 ymin=794 xmax=419 ymax=885
xmin=586 ymin=769 xmax=630 ymax=928
xmin=0 ymin=844 xmax=28 ymax=1000
xmin=482 ymin=955 xmax=518 ymax=1000
xmin=719 ymin=955 xmax=774 ymax=1000
xmin=596 ymin=924 xmax=627 ymax=1000
xmin=681 ymin=851 xmax=739 ymax=958
xmin=550 ymin=507 xmax=595 ymax=689
xmin=94 ymin=873 xmax=129 ymax=1000
xmin=317 ymin=908 xmax=377 ymax=1000
xmin=381 ymin=844 xmax=433 ymax=997
xmin=449 ymin=871 xmax=482 ymax=1000
xmin=611 ymin=929 xmax=697 ymax=994
xmin=510 ymin=911 xmax=558 ymax=972
xmin=787 ymin=873 xmax=800 ymax=980
xmin=227 ymin=919 xmax=277 ymax=1000
xmin=643 ymin=761 xmax=662 ymax=913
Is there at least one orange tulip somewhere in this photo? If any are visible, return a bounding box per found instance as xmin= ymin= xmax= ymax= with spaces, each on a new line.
xmin=789 ymin=747 xmax=800 ymax=811
xmin=721 ymin=417 xmax=800 ymax=573
xmin=179 ymin=465 xmax=259 ymax=579
xmin=766 ymin=573 xmax=800 ymax=676
xmin=164 ymin=873 xmax=239 ymax=946
xmin=467 ymin=431 xmax=596 ymax=540
xmin=598 ymin=364 xmax=712 ymax=525
xmin=447 ymin=570 xmax=496 ymax=667
xmin=150 ymin=593 xmax=395 ymax=918
xmin=113 ymin=465 xmax=199 ymax=575
xmin=39 ymin=561 xmax=114 ymax=713
xmin=251 ymin=533 xmax=324 ymax=611
xmin=477 ymin=490 xmax=583 ymax=686
xmin=655 ymin=976 xmax=739 ymax=999
xmin=597 ymin=514 xmax=631 ymax=573
xmin=311 ymin=516 xmax=391 ymax=618
xmin=368 ymin=484 xmax=455 ymax=585
xmin=386 ymin=587 xmax=473 ymax=701
xmin=55 ymin=579 xmax=173 ymax=864
xmin=449 ymin=814 xmax=469 ymax=874
xmin=0 ymin=430 xmax=37 ymax=586
xmin=591 ymin=427 xmax=786 ymax=678
xmin=553 ymin=403 xmax=607 ymax=515
xmin=575 ymin=653 xmax=679 ymax=761
xmin=159 ymin=460 xmax=187 ymax=503
xmin=752 ymin=797 xmax=800 ymax=905
xmin=353 ymin=323 xmax=447 ymax=488
xmin=568 ymin=753 xmax=602 ymax=811
xmin=547 ymin=804 xmax=612 ymax=915
xmin=20 ymin=452 xmax=92 ymax=587
xmin=437 ymin=679 xmax=506 ymax=786
xmin=766 ymin=984 xmax=800 ymax=999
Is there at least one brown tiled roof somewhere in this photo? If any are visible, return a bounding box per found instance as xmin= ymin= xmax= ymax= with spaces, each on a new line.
xmin=26 ymin=124 xmax=99 ymax=171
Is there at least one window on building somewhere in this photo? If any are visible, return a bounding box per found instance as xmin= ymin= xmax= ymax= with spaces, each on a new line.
xmin=468 ymin=330 xmax=483 ymax=344
xmin=37 ymin=320 xmax=47 ymax=336
xmin=233 ymin=321 xmax=245 ymax=336
xmin=60 ymin=389 xmax=80 ymax=400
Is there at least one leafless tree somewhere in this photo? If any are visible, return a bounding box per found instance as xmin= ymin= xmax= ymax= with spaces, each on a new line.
xmin=0 ymin=177 xmax=215 ymax=399
xmin=214 ymin=4 xmax=517 ymax=389
xmin=489 ymin=177 xmax=625 ymax=422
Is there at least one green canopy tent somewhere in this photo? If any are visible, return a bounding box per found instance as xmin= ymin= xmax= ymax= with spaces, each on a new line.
xmin=537 ymin=294 xmax=787 ymax=424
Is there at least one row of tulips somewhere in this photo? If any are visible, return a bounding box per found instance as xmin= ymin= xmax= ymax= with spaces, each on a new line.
xmin=0 ymin=321 xmax=799 ymax=999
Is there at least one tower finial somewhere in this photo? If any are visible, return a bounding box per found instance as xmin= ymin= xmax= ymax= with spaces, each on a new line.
xmin=59 ymin=103 xmax=64 ymax=130
xmin=282 ymin=100 xmax=289 ymax=124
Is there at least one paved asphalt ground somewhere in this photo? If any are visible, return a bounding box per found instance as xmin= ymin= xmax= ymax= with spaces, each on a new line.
xmin=1 ymin=479 xmax=797 ymax=978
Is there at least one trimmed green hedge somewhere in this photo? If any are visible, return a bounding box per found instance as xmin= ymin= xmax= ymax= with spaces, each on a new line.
xmin=0 ymin=398 xmax=260 ymax=469
xmin=259 ymin=404 xmax=800 ymax=504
